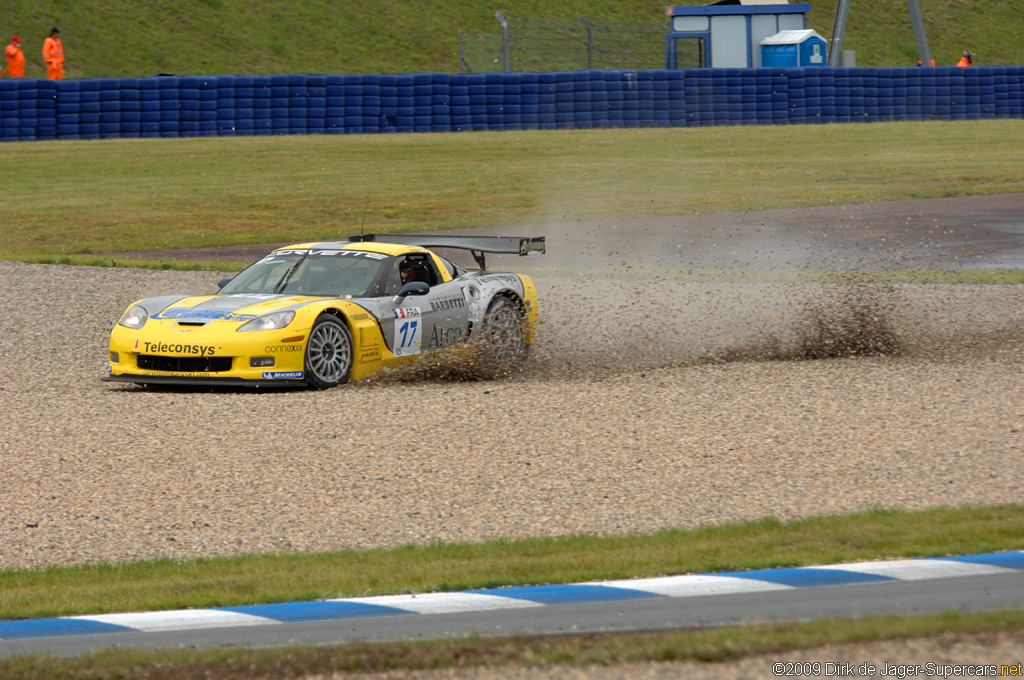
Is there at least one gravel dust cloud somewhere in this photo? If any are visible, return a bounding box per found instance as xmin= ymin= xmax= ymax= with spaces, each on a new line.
xmin=382 ymin=196 xmax=1024 ymax=384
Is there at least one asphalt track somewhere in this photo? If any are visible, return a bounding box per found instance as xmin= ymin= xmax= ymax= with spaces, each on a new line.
xmin=108 ymin=193 xmax=1024 ymax=272
xmin=3 ymin=552 xmax=1023 ymax=658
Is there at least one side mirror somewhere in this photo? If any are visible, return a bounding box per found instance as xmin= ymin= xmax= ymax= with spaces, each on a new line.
xmin=393 ymin=281 xmax=429 ymax=303
xmin=217 ymin=277 xmax=233 ymax=290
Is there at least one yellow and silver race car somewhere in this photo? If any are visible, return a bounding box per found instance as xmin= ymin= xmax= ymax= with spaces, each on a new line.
xmin=103 ymin=234 xmax=544 ymax=389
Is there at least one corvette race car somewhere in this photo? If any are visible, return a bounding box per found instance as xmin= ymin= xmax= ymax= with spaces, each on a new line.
xmin=103 ymin=234 xmax=544 ymax=388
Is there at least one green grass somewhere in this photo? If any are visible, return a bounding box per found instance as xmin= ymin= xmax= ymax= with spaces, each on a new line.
xmin=1 ymin=0 xmax=1019 ymax=78
xmin=4 ymin=119 xmax=1024 ymax=263
xmin=3 ymin=505 xmax=1022 ymax=620
xmin=29 ymin=255 xmax=244 ymax=271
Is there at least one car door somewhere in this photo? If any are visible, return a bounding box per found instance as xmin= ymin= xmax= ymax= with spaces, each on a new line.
xmin=377 ymin=254 xmax=470 ymax=357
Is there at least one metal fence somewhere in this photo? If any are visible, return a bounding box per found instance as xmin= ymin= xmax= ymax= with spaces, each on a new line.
xmin=458 ymin=33 xmax=506 ymax=74
xmin=459 ymin=13 xmax=669 ymax=73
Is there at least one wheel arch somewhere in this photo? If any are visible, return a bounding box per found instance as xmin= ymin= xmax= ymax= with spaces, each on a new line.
xmin=492 ymin=289 xmax=525 ymax=310
xmin=475 ymin=278 xmax=536 ymax=348
xmin=313 ymin=303 xmax=386 ymax=383
xmin=320 ymin=306 xmax=355 ymax=332
xmin=489 ymin=281 xmax=537 ymax=346
xmin=471 ymin=289 xmax=525 ymax=338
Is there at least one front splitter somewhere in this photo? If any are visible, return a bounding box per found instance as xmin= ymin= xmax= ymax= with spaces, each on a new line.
xmin=101 ymin=374 xmax=309 ymax=389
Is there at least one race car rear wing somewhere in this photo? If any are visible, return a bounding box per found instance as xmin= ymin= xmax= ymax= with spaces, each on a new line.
xmin=348 ymin=234 xmax=545 ymax=270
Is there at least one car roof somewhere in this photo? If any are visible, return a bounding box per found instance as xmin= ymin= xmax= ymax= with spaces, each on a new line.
xmin=273 ymin=241 xmax=428 ymax=257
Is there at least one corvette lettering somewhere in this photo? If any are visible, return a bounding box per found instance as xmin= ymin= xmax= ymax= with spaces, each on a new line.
xmin=141 ymin=370 xmax=210 ymax=378
xmin=142 ymin=342 xmax=216 ymax=356
xmin=319 ymin=249 xmax=387 ymax=260
xmin=264 ymin=249 xmax=387 ymax=260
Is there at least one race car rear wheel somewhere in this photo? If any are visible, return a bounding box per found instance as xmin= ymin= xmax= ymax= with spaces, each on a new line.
xmin=479 ymin=296 xmax=528 ymax=370
xmin=305 ymin=314 xmax=354 ymax=389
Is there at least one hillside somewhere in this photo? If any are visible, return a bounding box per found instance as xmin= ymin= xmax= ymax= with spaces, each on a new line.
xmin=0 ymin=0 xmax=1018 ymax=79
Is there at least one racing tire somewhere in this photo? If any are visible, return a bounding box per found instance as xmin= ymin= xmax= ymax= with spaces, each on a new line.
xmin=304 ymin=314 xmax=354 ymax=389
xmin=479 ymin=296 xmax=528 ymax=371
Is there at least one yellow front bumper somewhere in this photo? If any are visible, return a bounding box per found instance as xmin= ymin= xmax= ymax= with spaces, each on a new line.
xmin=106 ymin=320 xmax=309 ymax=384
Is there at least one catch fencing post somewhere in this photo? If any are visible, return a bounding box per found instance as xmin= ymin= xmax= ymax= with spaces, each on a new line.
xmin=580 ymin=17 xmax=594 ymax=70
xmin=495 ymin=11 xmax=511 ymax=72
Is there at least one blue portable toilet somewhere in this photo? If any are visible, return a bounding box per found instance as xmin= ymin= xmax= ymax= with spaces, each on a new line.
xmin=666 ymin=2 xmax=812 ymax=68
xmin=760 ymin=29 xmax=827 ymax=67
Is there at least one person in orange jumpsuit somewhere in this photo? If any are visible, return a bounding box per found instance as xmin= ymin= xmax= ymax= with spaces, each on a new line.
xmin=956 ymin=49 xmax=974 ymax=67
xmin=4 ymin=36 xmax=24 ymax=77
xmin=42 ymin=27 xmax=64 ymax=79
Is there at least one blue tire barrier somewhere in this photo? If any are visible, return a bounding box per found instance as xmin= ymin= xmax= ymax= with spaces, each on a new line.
xmin=2 ymin=67 xmax=1024 ymax=141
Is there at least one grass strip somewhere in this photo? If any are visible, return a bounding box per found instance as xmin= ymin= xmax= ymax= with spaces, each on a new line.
xmin=3 ymin=120 xmax=1024 ymax=262
xmin=3 ymin=610 xmax=1023 ymax=679
xmin=2 ymin=505 xmax=1022 ymax=620
xmin=25 ymin=255 xmax=247 ymax=272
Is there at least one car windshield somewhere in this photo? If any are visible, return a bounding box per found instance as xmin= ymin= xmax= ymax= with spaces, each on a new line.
xmin=219 ymin=248 xmax=391 ymax=298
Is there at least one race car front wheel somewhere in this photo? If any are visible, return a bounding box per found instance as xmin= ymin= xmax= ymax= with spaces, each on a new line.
xmin=305 ymin=314 xmax=354 ymax=389
xmin=479 ymin=296 xmax=528 ymax=370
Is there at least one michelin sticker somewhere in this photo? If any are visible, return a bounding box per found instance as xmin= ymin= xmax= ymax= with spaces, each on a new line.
xmin=263 ymin=371 xmax=304 ymax=379
xmin=393 ymin=307 xmax=422 ymax=357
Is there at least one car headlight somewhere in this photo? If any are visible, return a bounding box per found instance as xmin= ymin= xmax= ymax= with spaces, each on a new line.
xmin=118 ymin=304 xmax=149 ymax=329
xmin=238 ymin=310 xmax=296 ymax=332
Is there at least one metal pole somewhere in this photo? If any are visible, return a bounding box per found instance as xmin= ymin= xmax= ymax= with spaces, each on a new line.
xmin=906 ymin=0 xmax=933 ymax=66
xmin=828 ymin=0 xmax=851 ymax=67
xmin=495 ymin=11 xmax=511 ymax=72
xmin=580 ymin=17 xmax=594 ymax=70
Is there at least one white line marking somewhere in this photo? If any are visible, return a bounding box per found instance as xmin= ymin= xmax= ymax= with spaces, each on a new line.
xmin=823 ymin=559 xmax=1014 ymax=580
xmin=583 ymin=574 xmax=794 ymax=597
xmin=68 ymin=609 xmax=278 ymax=632
xmin=327 ymin=592 xmax=546 ymax=614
